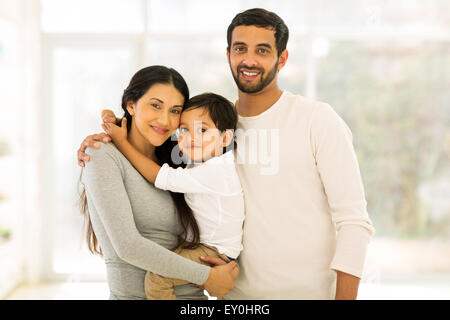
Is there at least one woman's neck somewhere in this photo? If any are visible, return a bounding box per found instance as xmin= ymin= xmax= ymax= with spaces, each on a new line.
xmin=127 ymin=126 xmax=157 ymax=162
xmin=236 ymin=81 xmax=283 ymax=117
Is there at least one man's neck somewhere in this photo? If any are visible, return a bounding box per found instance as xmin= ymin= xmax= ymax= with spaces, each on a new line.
xmin=236 ymin=83 xmax=283 ymax=117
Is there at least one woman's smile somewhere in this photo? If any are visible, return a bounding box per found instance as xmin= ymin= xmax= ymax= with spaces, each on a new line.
xmin=150 ymin=125 xmax=170 ymax=135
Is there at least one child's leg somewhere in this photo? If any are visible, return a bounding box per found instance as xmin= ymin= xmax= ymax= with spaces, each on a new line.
xmin=144 ymin=244 xmax=229 ymax=300
xmin=144 ymin=271 xmax=186 ymax=300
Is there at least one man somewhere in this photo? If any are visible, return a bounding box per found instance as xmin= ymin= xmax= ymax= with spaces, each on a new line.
xmin=77 ymin=8 xmax=374 ymax=300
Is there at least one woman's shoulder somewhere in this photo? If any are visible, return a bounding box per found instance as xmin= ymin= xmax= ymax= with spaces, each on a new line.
xmin=84 ymin=142 xmax=125 ymax=169
xmin=85 ymin=141 xmax=119 ymax=157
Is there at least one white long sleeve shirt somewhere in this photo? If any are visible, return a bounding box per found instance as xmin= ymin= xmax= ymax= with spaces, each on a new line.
xmin=155 ymin=150 xmax=245 ymax=259
xmin=225 ymin=91 xmax=375 ymax=299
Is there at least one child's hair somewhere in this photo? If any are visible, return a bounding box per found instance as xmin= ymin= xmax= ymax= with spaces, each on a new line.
xmin=184 ymin=93 xmax=238 ymax=152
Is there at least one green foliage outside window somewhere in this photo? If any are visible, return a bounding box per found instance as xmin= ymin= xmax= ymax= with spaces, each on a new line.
xmin=316 ymin=42 xmax=450 ymax=238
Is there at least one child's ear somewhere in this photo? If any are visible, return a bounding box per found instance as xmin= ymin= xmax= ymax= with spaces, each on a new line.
xmin=222 ymin=129 xmax=234 ymax=148
xmin=126 ymin=101 xmax=136 ymax=116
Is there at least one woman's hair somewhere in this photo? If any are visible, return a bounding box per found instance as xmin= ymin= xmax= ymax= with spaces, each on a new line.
xmin=184 ymin=92 xmax=238 ymax=152
xmin=227 ymin=8 xmax=289 ymax=58
xmin=79 ymin=65 xmax=201 ymax=256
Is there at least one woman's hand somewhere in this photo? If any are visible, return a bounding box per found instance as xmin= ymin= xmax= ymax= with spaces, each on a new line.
xmin=200 ymin=256 xmax=227 ymax=267
xmin=102 ymin=118 xmax=128 ymax=144
xmin=202 ymin=261 xmax=239 ymax=297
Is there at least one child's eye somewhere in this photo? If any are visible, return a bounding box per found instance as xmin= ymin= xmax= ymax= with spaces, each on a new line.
xmin=179 ymin=128 xmax=188 ymax=133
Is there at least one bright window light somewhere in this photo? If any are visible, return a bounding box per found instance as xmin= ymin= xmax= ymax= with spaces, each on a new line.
xmin=40 ymin=0 xmax=145 ymax=33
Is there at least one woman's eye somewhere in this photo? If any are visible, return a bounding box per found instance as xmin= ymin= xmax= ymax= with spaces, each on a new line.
xmin=171 ymin=109 xmax=181 ymax=114
xmin=151 ymin=103 xmax=160 ymax=109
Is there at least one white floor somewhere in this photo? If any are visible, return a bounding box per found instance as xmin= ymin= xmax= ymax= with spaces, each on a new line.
xmin=4 ymin=281 xmax=450 ymax=300
xmin=4 ymin=282 xmax=110 ymax=300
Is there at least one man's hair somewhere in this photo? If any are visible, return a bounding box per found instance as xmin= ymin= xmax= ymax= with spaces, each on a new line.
xmin=227 ymin=8 xmax=289 ymax=57
xmin=184 ymin=93 xmax=238 ymax=150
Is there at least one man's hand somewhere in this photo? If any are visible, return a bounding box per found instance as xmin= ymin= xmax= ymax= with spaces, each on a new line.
xmin=77 ymin=109 xmax=119 ymax=167
xmin=335 ymin=270 xmax=360 ymax=300
xmin=77 ymin=133 xmax=111 ymax=167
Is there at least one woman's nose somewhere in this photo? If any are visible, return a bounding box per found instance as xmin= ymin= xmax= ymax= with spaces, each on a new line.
xmin=157 ymin=110 xmax=170 ymax=127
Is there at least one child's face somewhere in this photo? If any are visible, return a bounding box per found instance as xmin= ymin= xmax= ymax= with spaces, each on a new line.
xmin=177 ymin=107 xmax=225 ymax=162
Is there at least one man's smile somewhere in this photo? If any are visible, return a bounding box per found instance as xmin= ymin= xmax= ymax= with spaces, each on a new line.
xmin=239 ymin=67 xmax=262 ymax=81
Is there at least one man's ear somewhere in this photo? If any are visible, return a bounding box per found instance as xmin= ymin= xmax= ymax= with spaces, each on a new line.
xmin=126 ymin=101 xmax=135 ymax=116
xmin=226 ymin=48 xmax=231 ymax=66
xmin=277 ymin=49 xmax=289 ymax=71
xmin=222 ymin=129 xmax=234 ymax=148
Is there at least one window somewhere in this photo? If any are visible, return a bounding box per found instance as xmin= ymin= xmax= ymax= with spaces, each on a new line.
xmin=42 ymin=39 xmax=139 ymax=278
xmin=40 ymin=0 xmax=145 ymax=33
xmin=0 ymin=17 xmax=24 ymax=296
xmin=37 ymin=0 xmax=450 ymax=286
xmin=316 ymin=39 xmax=450 ymax=279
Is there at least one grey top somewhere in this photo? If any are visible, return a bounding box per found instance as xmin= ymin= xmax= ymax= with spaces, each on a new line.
xmin=81 ymin=142 xmax=210 ymax=300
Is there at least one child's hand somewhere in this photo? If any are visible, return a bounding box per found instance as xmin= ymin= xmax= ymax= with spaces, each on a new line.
xmin=101 ymin=109 xmax=118 ymax=124
xmin=102 ymin=117 xmax=128 ymax=143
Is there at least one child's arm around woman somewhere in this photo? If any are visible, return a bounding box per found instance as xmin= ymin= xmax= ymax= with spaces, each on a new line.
xmin=104 ymin=118 xmax=239 ymax=195
xmin=104 ymin=118 xmax=161 ymax=183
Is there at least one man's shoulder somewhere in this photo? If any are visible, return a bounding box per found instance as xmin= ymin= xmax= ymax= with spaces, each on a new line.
xmin=284 ymin=91 xmax=332 ymax=115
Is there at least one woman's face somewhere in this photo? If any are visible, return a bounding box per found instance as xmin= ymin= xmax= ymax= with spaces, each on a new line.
xmin=127 ymin=83 xmax=185 ymax=147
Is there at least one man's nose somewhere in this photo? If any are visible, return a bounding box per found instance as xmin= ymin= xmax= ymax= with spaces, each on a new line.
xmin=242 ymin=51 xmax=258 ymax=67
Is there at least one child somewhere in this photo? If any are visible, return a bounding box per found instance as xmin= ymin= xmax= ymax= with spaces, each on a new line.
xmin=103 ymin=93 xmax=244 ymax=300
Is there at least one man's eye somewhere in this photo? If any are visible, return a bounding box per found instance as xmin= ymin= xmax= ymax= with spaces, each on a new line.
xmin=235 ymin=47 xmax=246 ymax=52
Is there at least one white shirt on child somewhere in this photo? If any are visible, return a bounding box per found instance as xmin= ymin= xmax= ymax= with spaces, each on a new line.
xmin=155 ymin=150 xmax=244 ymax=259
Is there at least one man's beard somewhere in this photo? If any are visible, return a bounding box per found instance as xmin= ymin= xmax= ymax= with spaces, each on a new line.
xmin=231 ymin=59 xmax=279 ymax=94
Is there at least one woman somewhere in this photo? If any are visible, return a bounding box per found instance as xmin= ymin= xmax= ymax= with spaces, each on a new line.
xmin=79 ymin=65 xmax=237 ymax=300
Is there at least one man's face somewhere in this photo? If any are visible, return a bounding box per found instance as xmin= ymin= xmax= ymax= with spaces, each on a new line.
xmin=227 ymin=25 xmax=285 ymax=94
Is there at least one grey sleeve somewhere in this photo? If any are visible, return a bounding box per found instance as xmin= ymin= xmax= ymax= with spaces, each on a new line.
xmin=81 ymin=144 xmax=210 ymax=285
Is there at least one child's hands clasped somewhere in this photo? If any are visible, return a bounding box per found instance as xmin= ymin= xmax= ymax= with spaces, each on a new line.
xmin=102 ymin=117 xmax=128 ymax=143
